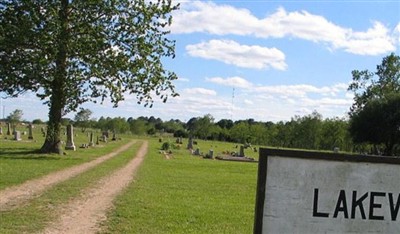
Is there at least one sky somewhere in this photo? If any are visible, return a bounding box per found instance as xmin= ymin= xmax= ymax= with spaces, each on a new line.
xmin=1 ymin=0 xmax=400 ymax=123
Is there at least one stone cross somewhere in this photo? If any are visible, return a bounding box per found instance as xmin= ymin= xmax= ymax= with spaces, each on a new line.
xmin=28 ymin=124 xmax=34 ymax=140
xmin=7 ymin=123 xmax=11 ymax=135
xmin=89 ymin=132 xmax=94 ymax=146
xmin=14 ymin=131 xmax=21 ymax=141
xmin=65 ymin=124 xmax=76 ymax=151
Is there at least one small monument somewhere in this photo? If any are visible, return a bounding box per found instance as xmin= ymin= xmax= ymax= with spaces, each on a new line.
xmin=204 ymin=149 xmax=214 ymax=159
xmin=0 ymin=126 xmax=3 ymax=135
xmin=193 ymin=148 xmax=200 ymax=156
xmin=14 ymin=131 xmax=22 ymax=141
xmin=89 ymin=132 xmax=94 ymax=146
xmin=187 ymin=137 xmax=193 ymax=150
xmin=7 ymin=123 xmax=11 ymax=135
xmin=65 ymin=124 xmax=76 ymax=151
xmin=28 ymin=124 xmax=34 ymax=140
xmin=238 ymin=145 xmax=245 ymax=157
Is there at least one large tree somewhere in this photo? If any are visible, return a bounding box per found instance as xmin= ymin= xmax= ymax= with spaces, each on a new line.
xmin=348 ymin=53 xmax=400 ymax=156
xmin=0 ymin=0 xmax=179 ymax=153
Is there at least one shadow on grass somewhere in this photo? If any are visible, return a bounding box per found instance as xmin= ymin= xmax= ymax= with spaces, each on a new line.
xmin=0 ymin=148 xmax=63 ymax=160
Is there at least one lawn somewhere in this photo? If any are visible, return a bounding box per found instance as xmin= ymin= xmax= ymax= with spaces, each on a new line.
xmin=102 ymin=137 xmax=258 ymax=233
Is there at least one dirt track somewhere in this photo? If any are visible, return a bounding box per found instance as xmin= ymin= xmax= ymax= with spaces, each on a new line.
xmin=42 ymin=140 xmax=148 ymax=234
xmin=0 ymin=140 xmax=136 ymax=211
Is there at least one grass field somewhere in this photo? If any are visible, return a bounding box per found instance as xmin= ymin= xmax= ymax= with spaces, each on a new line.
xmin=1 ymin=128 xmax=260 ymax=233
xmin=102 ymin=137 xmax=258 ymax=233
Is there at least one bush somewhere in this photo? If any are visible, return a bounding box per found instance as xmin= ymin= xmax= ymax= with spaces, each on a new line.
xmin=161 ymin=142 xmax=170 ymax=150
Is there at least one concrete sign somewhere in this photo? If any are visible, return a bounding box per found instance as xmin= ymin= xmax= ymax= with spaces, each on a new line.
xmin=254 ymin=148 xmax=400 ymax=234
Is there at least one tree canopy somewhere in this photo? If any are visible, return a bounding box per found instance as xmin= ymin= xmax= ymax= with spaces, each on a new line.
xmin=0 ymin=0 xmax=179 ymax=153
xmin=348 ymin=53 xmax=400 ymax=155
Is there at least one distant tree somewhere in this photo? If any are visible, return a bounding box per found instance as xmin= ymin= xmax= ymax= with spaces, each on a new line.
xmin=348 ymin=53 xmax=399 ymax=115
xmin=130 ymin=119 xmax=148 ymax=135
xmin=74 ymin=108 xmax=93 ymax=132
xmin=348 ymin=53 xmax=400 ymax=155
xmin=0 ymin=0 xmax=179 ymax=153
xmin=7 ymin=109 xmax=23 ymax=130
xmin=32 ymin=119 xmax=44 ymax=125
xmin=349 ymin=94 xmax=400 ymax=156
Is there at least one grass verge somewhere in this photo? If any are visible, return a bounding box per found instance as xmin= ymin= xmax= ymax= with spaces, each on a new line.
xmin=102 ymin=138 xmax=258 ymax=233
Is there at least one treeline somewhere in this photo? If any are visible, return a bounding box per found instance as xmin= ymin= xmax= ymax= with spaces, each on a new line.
xmin=68 ymin=111 xmax=354 ymax=152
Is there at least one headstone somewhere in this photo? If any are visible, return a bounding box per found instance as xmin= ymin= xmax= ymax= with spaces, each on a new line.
xmin=96 ymin=136 xmax=100 ymax=145
xmin=205 ymin=149 xmax=214 ymax=159
xmin=14 ymin=131 xmax=21 ymax=141
xmin=0 ymin=126 xmax=3 ymax=135
xmin=89 ymin=132 xmax=94 ymax=146
xmin=159 ymin=138 xmax=162 ymax=143
xmin=187 ymin=137 xmax=193 ymax=150
xmin=102 ymin=131 xmax=109 ymax=138
xmin=239 ymin=145 xmax=245 ymax=157
xmin=102 ymin=135 xmax=108 ymax=143
xmin=7 ymin=123 xmax=11 ymax=135
xmin=333 ymin=147 xmax=340 ymax=153
xmin=65 ymin=124 xmax=76 ymax=151
xmin=194 ymin=148 xmax=200 ymax=156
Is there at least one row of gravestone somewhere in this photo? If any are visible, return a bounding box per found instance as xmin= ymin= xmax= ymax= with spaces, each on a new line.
xmin=65 ymin=125 xmax=117 ymax=151
xmin=0 ymin=123 xmax=34 ymax=141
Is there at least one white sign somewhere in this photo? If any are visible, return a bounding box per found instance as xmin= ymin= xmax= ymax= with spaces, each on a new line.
xmin=254 ymin=149 xmax=400 ymax=234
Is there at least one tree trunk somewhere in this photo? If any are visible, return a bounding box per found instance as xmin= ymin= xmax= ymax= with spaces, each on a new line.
xmin=40 ymin=0 xmax=69 ymax=154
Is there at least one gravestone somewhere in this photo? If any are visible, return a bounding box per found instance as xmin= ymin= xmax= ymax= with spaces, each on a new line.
xmin=194 ymin=148 xmax=200 ymax=156
xmin=14 ymin=131 xmax=21 ymax=141
xmin=205 ymin=149 xmax=214 ymax=159
xmin=102 ymin=135 xmax=108 ymax=143
xmin=0 ymin=126 xmax=3 ymax=135
xmin=187 ymin=137 xmax=193 ymax=150
xmin=102 ymin=131 xmax=109 ymax=138
xmin=7 ymin=123 xmax=11 ymax=135
xmin=89 ymin=132 xmax=94 ymax=146
xmin=65 ymin=124 xmax=76 ymax=151
xmin=239 ymin=145 xmax=245 ymax=157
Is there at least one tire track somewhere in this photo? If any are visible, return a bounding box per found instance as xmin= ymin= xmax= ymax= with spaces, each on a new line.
xmin=0 ymin=140 xmax=136 ymax=211
xmin=42 ymin=140 xmax=148 ymax=234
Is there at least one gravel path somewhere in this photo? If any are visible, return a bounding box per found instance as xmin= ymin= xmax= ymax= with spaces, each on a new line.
xmin=0 ymin=140 xmax=136 ymax=211
xmin=42 ymin=140 xmax=148 ymax=234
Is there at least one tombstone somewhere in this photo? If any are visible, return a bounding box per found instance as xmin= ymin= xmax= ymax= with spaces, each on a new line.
xmin=159 ymin=138 xmax=163 ymax=143
xmin=194 ymin=148 xmax=200 ymax=156
xmin=96 ymin=136 xmax=100 ymax=145
xmin=102 ymin=135 xmax=108 ymax=143
xmin=0 ymin=127 xmax=3 ymax=135
xmin=65 ymin=124 xmax=76 ymax=151
xmin=333 ymin=147 xmax=340 ymax=153
xmin=14 ymin=131 xmax=21 ymax=141
xmin=89 ymin=132 xmax=94 ymax=146
xmin=238 ymin=145 xmax=245 ymax=157
xmin=205 ymin=149 xmax=214 ymax=159
xmin=7 ymin=123 xmax=11 ymax=135
xmin=41 ymin=127 xmax=46 ymax=137
xmin=102 ymin=131 xmax=109 ymax=138
xmin=187 ymin=137 xmax=193 ymax=150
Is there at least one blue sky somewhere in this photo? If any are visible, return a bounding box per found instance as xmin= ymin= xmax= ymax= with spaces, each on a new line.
xmin=1 ymin=0 xmax=399 ymax=122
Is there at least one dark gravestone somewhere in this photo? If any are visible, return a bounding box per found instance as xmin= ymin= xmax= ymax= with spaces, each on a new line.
xmin=187 ymin=137 xmax=193 ymax=150
xmin=239 ymin=145 xmax=245 ymax=157
xmin=28 ymin=124 xmax=34 ymax=140
xmin=7 ymin=123 xmax=11 ymax=135
xmin=89 ymin=132 xmax=94 ymax=146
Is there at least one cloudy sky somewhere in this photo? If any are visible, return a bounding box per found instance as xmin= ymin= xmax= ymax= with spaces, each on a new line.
xmin=1 ymin=0 xmax=400 ymax=122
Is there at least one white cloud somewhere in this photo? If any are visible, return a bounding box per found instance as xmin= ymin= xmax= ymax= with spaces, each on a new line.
xmin=186 ymin=40 xmax=287 ymax=70
xmin=183 ymin=87 xmax=217 ymax=96
xmin=172 ymin=2 xmax=398 ymax=55
xmin=206 ymin=76 xmax=253 ymax=89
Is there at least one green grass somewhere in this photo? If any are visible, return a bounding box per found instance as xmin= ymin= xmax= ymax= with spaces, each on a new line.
xmin=0 ymin=140 xmax=143 ymax=234
xmin=102 ymin=138 xmax=258 ymax=233
xmin=0 ymin=127 xmax=130 ymax=190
